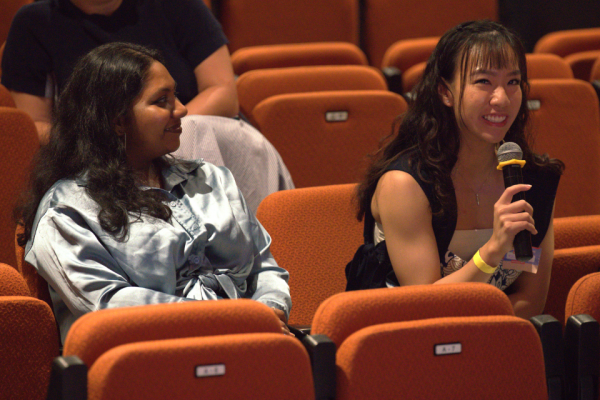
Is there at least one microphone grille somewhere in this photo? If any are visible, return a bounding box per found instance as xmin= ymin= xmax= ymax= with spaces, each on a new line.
xmin=497 ymin=142 xmax=523 ymax=162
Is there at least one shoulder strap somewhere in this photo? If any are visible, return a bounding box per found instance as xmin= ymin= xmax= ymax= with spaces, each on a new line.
xmin=363 ymin=208 xmax=376 ymax=244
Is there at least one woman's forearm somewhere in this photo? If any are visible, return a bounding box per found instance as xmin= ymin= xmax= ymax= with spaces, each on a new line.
xmin=185 ymin=84 xmax=239 ymax=117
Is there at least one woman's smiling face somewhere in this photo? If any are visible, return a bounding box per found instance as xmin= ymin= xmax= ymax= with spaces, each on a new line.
xmin=123 ymin=61 xmax=188 ymax=170
xmin=441 ymin=46 xmax=523 ymax=147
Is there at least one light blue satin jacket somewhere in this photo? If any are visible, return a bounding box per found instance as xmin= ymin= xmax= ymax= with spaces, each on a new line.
xmin=25 ymin=160 xmax=291 ymax=343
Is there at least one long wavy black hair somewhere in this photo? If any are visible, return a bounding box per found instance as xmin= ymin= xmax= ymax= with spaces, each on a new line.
xmin=356 ymin=20 xmax=564 ymax=221
xmin=16 ymin=42 xmax=174 ymax=245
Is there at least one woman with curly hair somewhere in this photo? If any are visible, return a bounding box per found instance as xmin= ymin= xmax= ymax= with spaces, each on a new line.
xmin=16 ymin=42 xmax=292 ymax=342
xmin=347 ymin=20 xmax=563 ymax=319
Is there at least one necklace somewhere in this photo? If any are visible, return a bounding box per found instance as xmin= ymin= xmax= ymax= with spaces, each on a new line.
xmin=454 ymin=167 xmax=494 ymax=206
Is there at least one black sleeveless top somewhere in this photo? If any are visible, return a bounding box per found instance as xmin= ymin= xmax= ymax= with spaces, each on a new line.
xmin=346 ymin=152 xmax=560 ymax=291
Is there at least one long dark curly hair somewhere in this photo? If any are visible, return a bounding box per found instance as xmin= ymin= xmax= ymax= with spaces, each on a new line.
xmin=16 ymin=42 xmax=174 ymax=245
xmin=356 ymin=20 xmax=564 ymax=221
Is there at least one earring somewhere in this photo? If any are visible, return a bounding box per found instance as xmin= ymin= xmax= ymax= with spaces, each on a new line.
xmin=494 ymin=139 xmax=506 ymax=153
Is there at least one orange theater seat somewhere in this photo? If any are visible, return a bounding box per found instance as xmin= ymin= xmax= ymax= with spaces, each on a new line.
xmin=534 ymin=27 xmax=600 ymax=58
xmin=566 ymin=272 xmax=600 ymax=324
xmin=362 ymin=0 xmax=497 ymax=67
xmin=0 ymin=261 xmax=29 ymax=296
xmin=335 ymin=316 xmax=548 ymax=400
xmin=311 ymin=283 xmax=514 ymax=347
xmin=231 ymin=42 xmax=368 ymax=76
xmin=87 ymin=333 xmax=313 ymax=400
xmin=63 ymin=300 xmax=281 ymax=366
xmin=15 ymin=225 xmax=53 ymax=307
xmin=0 ymin=1 xmax=33 ymax=45
xmin=0 ymin=108 xmax=39 ymax=269
xmin=564 ymin=273 xmax=600 ymax=400
xmin=0 ymin=84 xmax=15 ymax=107
xmin=526 ymin=53 xmax=574 ymax=79
xmin=256 ymin=184 xmax=363 ymax=326
xmin=219 ymin=0 xmax=359 ymax=53
xmin=381 ymin=36 xmax=440 ymax=74
xmin=401 ymin=62 xmax=427 ymax=95
xmin=543 ymin=215 xmax=600 ymax=326
xmin=554 ymin=215 xmax=600 ymax=249
xmin=400 ymin=53 xmax=574 ymax=96
xmin=0 ymin=263 xmax=59 ymax=400
xmin=564 ymin=50 xmax=600 ymax=81
xmin=55 ymin=300 xmax=314 ymax=400
xmin=236 ymin=65 xmax=387 ymax=125
xmin=544 ymin=245 xmax=600 ymax=324
xmin=308 ymin=284 xmax=556 ymax=399
xmin=528 ymin=79 xmax=600 ymax=218
xmin=252 ymin=90 xmax=406 ymax=188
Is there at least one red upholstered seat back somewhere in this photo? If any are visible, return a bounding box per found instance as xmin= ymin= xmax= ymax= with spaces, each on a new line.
xmin=0 ymin=108 xmax=39 ymax=269
xmin=219 ymin=0 xmax=359 ymax=53
xmin=534 ymin=27 xmax=600 ymax=57
xmin=311 ymin=282 xmax=514 ymax=347
xmin=256 ymin=184 xmax=363 ymax=326
xmin=363 ymin=0 xmax=496 ymax=67
xmin=0 ymin=264 xmax=59 ymax=400
xmin=566 ymin=271 xmax=600 ymax=324
xmin=528 ymin=79 xmax=600 ymax=217
xmin=87 ymin=333 xmax=314 ymax=400
xmin=253 ymin=90 xmax=406 ymax=188
xmin=237 ymin=65 xmax=387 ymax=125
xmin=231 ymin=42 xmax=368 ymax=76
xmin=336 ymin=316 xmax=547 ymax=400
xmin=63 ymin=299 xmax=281 ymax=367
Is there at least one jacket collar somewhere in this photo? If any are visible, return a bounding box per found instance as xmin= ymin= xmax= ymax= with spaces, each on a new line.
xmin=74 ymin=159 xmax=203 ymax=192
xmin=162 ymin=160 xmax=202 ymax=191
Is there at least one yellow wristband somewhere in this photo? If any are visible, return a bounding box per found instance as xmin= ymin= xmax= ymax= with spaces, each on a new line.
xmin=473 ymin=250 xmax=497 ymax=274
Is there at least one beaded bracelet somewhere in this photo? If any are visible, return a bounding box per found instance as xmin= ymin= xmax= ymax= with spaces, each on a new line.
xmin=473 ymin=250 xmax=498 ymax=274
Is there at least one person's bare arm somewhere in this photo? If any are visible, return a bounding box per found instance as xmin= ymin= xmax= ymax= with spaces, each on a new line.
xmin=11 ymin=91 xmax=52 ymax=144
xmin=375 ymin=171 xmax=537 ymax=286
xmin=185 ymin=45 xmax=239 ymax=117
xmin=374 ymin=171 xmax=442 ymax=285
xmin=507 ymin=204 xmax=556 ymax=319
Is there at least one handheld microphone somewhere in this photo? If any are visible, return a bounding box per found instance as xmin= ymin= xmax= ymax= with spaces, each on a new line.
xmin=496 ymin=142 xmax=533 ymax=261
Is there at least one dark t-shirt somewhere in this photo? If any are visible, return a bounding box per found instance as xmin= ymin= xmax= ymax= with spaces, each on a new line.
xmin=1 ymin=0 xmax=227 ymax=104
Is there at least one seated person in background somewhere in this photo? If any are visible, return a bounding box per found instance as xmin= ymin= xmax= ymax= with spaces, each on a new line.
xmin=15 ymin=43 xmax=292 ymax=343
xmin=346 ymin=20 xmax=564 ymax=320
xmin=2 ymin=0 xmax=237 ymax=141
xmin=2 ymin=0 xmax=294 ymax=213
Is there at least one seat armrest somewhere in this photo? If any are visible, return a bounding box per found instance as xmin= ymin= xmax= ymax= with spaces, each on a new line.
xmin=382 ymin=66 xmax=402 ymax=95
xmin=289 ymin=324 xmax=311 ymax=338
xmin=565 ymin=314 xmax=599 ymax=400
xmin=46 ymin=356 xmax=87 ymax=400
xmin=301 ymin=334 xmax=336 ymax=400
xmin=530 ymin=314 xmax=566 ymax=400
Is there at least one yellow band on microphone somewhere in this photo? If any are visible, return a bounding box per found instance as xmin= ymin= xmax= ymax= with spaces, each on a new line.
xmin=496 ymin=159 xmax=526 ymax=170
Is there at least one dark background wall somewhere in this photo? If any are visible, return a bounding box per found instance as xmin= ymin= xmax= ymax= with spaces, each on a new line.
xmin=499 ymin=0 xmax=600 ymax=52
